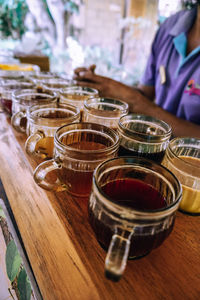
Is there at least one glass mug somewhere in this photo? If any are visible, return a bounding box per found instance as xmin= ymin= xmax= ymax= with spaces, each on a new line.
xmin=40 ymin=77 xmax=76 ymax=93
xmin=28 ymin=72 xmax=59 ymax=84
xmin=162 ymin=137 xmax=200 ymax=215
xmin=0 ymin=80 xmax=35 ymax=115
xmin=82 ymin=97 xmax=129 ymax=130
xmin=0 ymin=70 xmax=24 ymax=80
xmin=59 ymin=86 xmax=99 ymax=113
xmin=118 ymin=114 xmax=172 ymax=163
xmin=34 ymin=123 xmax=119 ymax=197
xmin=25 ymin=103 xmax=81 ymax=159
xmin=88 ymin=156 xmax=182 ymax=281
xmin=11 ymin=89 xmax=58 ymax=133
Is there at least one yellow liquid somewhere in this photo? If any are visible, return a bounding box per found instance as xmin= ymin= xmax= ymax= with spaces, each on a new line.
xmin=35 ymin=137 xmax=54 ymax=159
xmin=179 ymin=156 xmax=200 ymax=214
xmin=163 ymin=156 xmax=200 ymax=214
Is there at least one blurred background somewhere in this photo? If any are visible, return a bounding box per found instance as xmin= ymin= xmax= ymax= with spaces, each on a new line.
xmin=0 ymin=0 xmax=190 ymax=85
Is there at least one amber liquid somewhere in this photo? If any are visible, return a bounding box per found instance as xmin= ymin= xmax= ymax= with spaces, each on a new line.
xmin=89 ymin=178 xmax=173 ymax=259
xmin=40 ymin=111 xmax=74 ymax=119
xmin=35 ymin=137 xmax=54 ymax=159
xmin=118 ymin=145 xmax=165 ymax=164
xmin=59 ymin=141 xmax=107 ymax=197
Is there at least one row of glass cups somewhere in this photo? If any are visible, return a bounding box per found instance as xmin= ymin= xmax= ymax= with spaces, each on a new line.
xmin=0 ymin=70 xmax=82 ymax=115
xmin=1 ymin=73 xmax=199 ymax=281
xmin=21 ymin=101 xmax=183 ymax=282
xmin=4 ymin=83 xmax=199 ymax=217
xmin=22 ymin=95 xmax=198 ymax=282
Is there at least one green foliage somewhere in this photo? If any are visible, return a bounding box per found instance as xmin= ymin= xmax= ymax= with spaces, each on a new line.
xmin=18 ymin=269 xmax=32 ymax=300
xmin=64 ymin=0 xmax=83 ymax=14
xmin=6 ymin=239 xmax=32 ymax=299
xmin=0 ymin=204 xmax=6 ymax=218
xmin=0 ymin=0 xmax=29 ymax=39
xmin=6 ymin=240 xmax=22 ymax=282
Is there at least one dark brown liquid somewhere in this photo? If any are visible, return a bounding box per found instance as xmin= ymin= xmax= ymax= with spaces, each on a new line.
xmin=118 ymin=145 xmax=165 ymax=163
xmin=89 ymin=178 xmax=173 ymax=259
xmin=0 ymin=98 xmax=12 ymax=115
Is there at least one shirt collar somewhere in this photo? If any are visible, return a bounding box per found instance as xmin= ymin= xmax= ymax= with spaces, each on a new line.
xmin=169 ymin=6 xmax=197 ymax=36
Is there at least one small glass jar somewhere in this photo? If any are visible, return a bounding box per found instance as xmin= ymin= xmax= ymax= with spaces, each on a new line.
xmin=11 ymin=89 xmax=58 ymax=133
xmin=118 ymin=114 xmax=172 ymax=163
xmin=0 ymin=70 xmax=24 ymax=80
xmin=25 ymin=103 xmax=80 ymax=159
xmin=162 ymin=137 xmax=200 ymax=215
xmin=28 ymin=72 xmax=59 ymax=84
xmin=82 ymin=97 xmax=129 ymax=130
xmin=59 ymin=86 xmax=99 ymax=113
xmin=0 ymin=79 xmax=35 ymax=115
xmin=34 ymin=123 xmax=119 ymax=197
xmin=88 ymin=156 xmax=182 ymax=281
xmin=40 ymin=77 xmax=76 ymax=93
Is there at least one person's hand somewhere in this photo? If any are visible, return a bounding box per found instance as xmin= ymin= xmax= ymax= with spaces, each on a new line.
xmin=74 ymin=64 xmax=135 ymax=99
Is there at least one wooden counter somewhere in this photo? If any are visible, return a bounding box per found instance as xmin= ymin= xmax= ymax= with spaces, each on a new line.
xmin=0 ymin=112 xmax=200 ymax=300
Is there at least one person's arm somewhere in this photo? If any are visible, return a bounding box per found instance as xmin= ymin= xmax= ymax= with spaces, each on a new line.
xmin=74 ymin=65 xmax=155 ymax=100
xmin=123 ymin=90 xmax=200 ymax=138
xmin=74 ymin=67 xmax=200 ymax=138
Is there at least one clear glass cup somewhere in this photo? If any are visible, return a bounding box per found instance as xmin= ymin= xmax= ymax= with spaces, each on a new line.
xmin=28 ymin=72 xmax=59 ymax=84
xmin=118 ymin=114 xmax=172 ymax=163
xmin=0 ymin=70 xmax=24 ymax=80
xmin=40 ymin=77 xmax=76 ymax=93
xmin=88 ymin=156 xmax=182 ymax=281
xmin=0 ymin=79 xmax=35 ymax=115
xmin=162 ymin=137 xmax=200 ymax=215
xmin=34 ymin=123 xmax=119 ymax=197
xmin=59 ymin=86 xmax=99 ymax=113
xmin=11 ymin=89 xmax=58 ymax=133
xmin=82 ymin=97 xmax=129 ymax=130
xmin=25 ymin=103 xmax=81 ymax=159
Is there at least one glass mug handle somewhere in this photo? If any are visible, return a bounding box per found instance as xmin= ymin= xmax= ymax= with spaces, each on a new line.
xmin=33 ymin=159 xmax=69 ymax=192
xmin=105 ymin=229 xmax=133 ymax=281
xmin=11 ymin=111 xmax=27 ymax=133
xmin=25 ymin=131 xmax=45 ymax=157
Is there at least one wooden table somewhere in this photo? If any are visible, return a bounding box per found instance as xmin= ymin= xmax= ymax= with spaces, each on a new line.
xmin=0 ymin=112 xmax=200 ymax=300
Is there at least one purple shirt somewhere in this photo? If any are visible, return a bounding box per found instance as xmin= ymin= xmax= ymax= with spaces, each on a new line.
xmin=141 ymin=6 xmax=200 ymax=125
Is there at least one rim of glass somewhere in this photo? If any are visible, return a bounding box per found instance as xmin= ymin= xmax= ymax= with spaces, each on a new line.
xmin=12 ymin=88 xmax=58 ymax=101
xmin=168 ymin=137 xmax=200 ymax=171
xmin=54 ymin=122 xmax=119 ymax=154
xmin=84 ymin=97 xmax=129 ymax=113
xmin=93 ymin=156 xmax=182 ymax=217
xmin=28 ymin=71 xmax=58 ymax=79
xmin=60 ymin=85 xmax=99 ymax=95
xmin=28 ymin=103 xmax=80 ymax=123
xmin=0 ymin=70 xmax=24 ymax=78
xmin=0 ymin=80 xmax=35 ymax=89
xmin=118 ymin=113 xmax=172 ymax=141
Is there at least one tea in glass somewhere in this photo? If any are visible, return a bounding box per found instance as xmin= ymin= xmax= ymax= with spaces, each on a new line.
xmin=11 ymin=89 xmax=58 ymax=133
xmin=118 ymin=114 xmax=172 ymax=163
xmin=0 ymin=79 xmax=35 ymax=115
xmin=41 ymin=78 xmax=76 ymax=93
xmin=89 ymin=156 xmax=182 ymax=281
xmin=162 ymin=137 xmax=200 ymax=215
xmin=82 ymin=97 xmax=129 ymax=130
xmin=34 ymin=123 xmax=119 ymax=197
xmin=26 ymin=103 xmax=81 ymax=159
xmin=59 ymin=86 xmax=98 ymax=114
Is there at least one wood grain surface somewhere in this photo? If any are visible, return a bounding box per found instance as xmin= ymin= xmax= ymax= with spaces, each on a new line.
xmin=0 ymin=112 xmax=200 ymax=300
